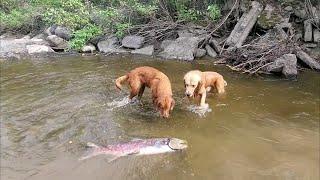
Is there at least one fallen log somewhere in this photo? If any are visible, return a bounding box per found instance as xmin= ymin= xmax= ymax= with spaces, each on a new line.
xmin=226 ymin=1 xmax=263 ymax=48
xmin=295 ymin=48 xmax=320 ymax=71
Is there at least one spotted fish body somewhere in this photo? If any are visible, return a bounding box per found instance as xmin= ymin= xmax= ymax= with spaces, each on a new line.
xmin=80 ymin=138 xmax=187 ymax=162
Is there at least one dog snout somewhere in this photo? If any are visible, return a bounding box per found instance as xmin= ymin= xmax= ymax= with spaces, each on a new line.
xmin=185 ymin=91 xmax=192 ymax=97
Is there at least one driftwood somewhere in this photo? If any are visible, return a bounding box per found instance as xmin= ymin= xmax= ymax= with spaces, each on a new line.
xmin=295 ymin=48 xmax=320 ymax=70
xmin=304 ymin=20 xmax=313 ymax=42
xmin=226 ymin=1 xmax=263 ymax=48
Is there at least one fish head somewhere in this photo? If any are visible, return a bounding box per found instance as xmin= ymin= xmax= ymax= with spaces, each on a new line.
xmin=168 ymin=138 xmax=188 ymax=150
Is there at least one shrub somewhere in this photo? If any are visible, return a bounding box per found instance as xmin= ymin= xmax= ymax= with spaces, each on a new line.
xmin=0 ymin=7 xmax=41 ymax=32
xmin=115 ymin=22 xmax=132 ymax=38
xmin=69 ymin=24 xmax=103 ymax=50
xmin=207 ymin=4 xmax=221 ymax=22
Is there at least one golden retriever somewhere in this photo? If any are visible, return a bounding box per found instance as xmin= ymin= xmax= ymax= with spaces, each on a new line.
xmin=115 ymin=66 xmax=175 ymax=118
xmin=183 ymin=70 xmax=227 ymax=107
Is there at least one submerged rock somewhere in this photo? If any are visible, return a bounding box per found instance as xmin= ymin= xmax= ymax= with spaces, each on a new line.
xmin=131 ymin=45 xmax=154 ymax=56
xmin=265 ymin=54 xmax=297 ymax=78
xmin=121 ymin=35 xmax=145 ymax=49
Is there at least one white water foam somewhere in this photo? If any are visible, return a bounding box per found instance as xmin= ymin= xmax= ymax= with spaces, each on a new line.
xmin=187 ymin=104 xmax=212 ymax=117
xmin=106 ymin=96 xmax=139 ymax=110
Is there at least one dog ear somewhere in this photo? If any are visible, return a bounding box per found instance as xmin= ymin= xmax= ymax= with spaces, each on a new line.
xmin=170 ymin=99 xmax=175 ymax=111
xmin=194 ymin=80 xmax=203 ymax=94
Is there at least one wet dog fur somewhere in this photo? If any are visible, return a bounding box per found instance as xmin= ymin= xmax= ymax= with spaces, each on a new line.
xmin=116 ymin=66 xmax=175 ymax=118
xmin=183 ymin=70 xmax=227 ymax=107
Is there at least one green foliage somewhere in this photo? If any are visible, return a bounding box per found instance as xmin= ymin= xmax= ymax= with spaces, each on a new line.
xmin=207 ymin=4 xmax=220 ymax=22
xmin=0 ymin=7 xmax=39 ymax=31
xmin=41 ymin=0 xmax=90 ymax=30
xmin=91 ymin=7 xmax=122 ymax=28
xmin=0 ymin=0 xmax=224 ymax=50
xmin=115 ymin=23 xmax=132 ymax=38
xmin=69 ymin=24 xmax=103 ymax=50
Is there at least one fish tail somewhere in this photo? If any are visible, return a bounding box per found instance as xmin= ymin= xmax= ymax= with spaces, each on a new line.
xmin=115 ymin=75 xmax=128 ymax=90
xmin=79 ymin=142 xmax=102 ymax=161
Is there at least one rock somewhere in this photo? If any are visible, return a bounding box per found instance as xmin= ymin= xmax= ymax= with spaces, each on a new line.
xmin=265 ymin=54 xmax=297 ymax=79
xmin=32 ymin=33 xmax=46 ymax=40
xmin=131 ymin=45 xmax=154 ymax=56
xmin=44 ymin=25 xmax=57 ymax=36
xmin=89 ymin=35 xmax=105 ymax=46
xmin=97 ymin=36 xmax=128 ymax=54
xmin=121 ymin=35 xmax=145 ymax=49
xmin=294 ymin=8 xmax=306 ymax=20
xmin=54 ymin=26 xmax=72 ymax=40
xmin=158 ymin=36 xmax=204 ymax=61
xmin=226 ymin=1 xmax=263 ymax=48
xmin=257 ymin=4 xmax=282 ymax=30
xmin=160 ymin=40 xmax=174 ymax=50
xmin=314 ymin=29 xmax=320 ymax=43
xmin=304 ymin=20 xmax=313 ymax=42
xmin=81 ymin=44 xmax=96 ymax=53
xmin=22 ymin=35 xmax=31 ymax=39
xmin=194 ymin=48 xmax=206 ymax=58
xmin=293 ymin=33 xmax=303 ymax=41
xmin=46 ymin=35 xmax=68 ymax=49
xmin=303 ymin=43 xmax=318 ymax=49
xmin=284 ymin=6 xmax=293 ymax=11
xmin=0 ymin=38 xmax=49 ymax=56
xmin=205 ymin=44 xmax=217 ymax=58
xmin=26 ymin=45 xmax=54 ymax=54
xmin=209 ymin=39 xmax=222 ymax=53
xmin=177 ymin=30 xmax=195 ymax=37
xmin=295 ymin=49 xmax=320 ymax=70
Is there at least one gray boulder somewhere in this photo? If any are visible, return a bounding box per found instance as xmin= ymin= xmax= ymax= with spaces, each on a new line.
xmin=0 ymin=38 xmax=49 ymax=57
xmin=44 ymin=25 xmax=57 ymax=36
xmin=81 ymin=44 xmax=96 ymax=53
xmin=265 ymin=54 xmax=298 ymax=78
xmin=131 ymin=45 xmax=154 ymax=56
xmin=121 ymin=35 xmax=145 ymax=49
xmin=97 ymin=36 xmax=127 ymax=54
xmin=195 ymin=48 xmax=206 ymax=58
xmin=160 ymin=40 xmax=174 ymax=50
xmin=54 ymin=26 xmax=72 ymax=40
xmin=158 ymin=36 xmax=204 ymax=61
xmin=32 ymin=33 xmax=46 ymax=40
xmin=205 ymin=44 xmax=218 ymax=58
xmin=26 ymin=45 xmax=54 ymax=54
xmin=46 ymin=35 xmax=68 ymax=49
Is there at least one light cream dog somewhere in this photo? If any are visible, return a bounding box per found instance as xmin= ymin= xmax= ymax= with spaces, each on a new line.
xmin=183 ymin=70 xmax=227 ymax=107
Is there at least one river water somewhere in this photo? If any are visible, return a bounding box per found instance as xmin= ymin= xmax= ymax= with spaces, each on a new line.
xmin=1 ymin=55 xmax=319 ymax=180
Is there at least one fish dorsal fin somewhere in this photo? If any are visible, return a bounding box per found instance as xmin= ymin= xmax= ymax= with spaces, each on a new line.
xmin=86 ymin=142 xmax=99 ymax=148
xmin=131 ymin=138 xmax=143 ymax=142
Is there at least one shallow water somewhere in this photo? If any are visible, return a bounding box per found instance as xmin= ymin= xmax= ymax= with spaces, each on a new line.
xmin=1 ymin=55 xmax=319 ymax=180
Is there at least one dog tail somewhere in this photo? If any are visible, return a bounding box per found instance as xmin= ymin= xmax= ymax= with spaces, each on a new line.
xmin=115 ymin=75 xmax=128 ymax=90
xmin=224 ymin=80 xmax=227 ymax=86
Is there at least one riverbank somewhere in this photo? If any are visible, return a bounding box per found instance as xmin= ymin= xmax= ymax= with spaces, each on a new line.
xmin=1 ymin=0 xmax=319 ymax=78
